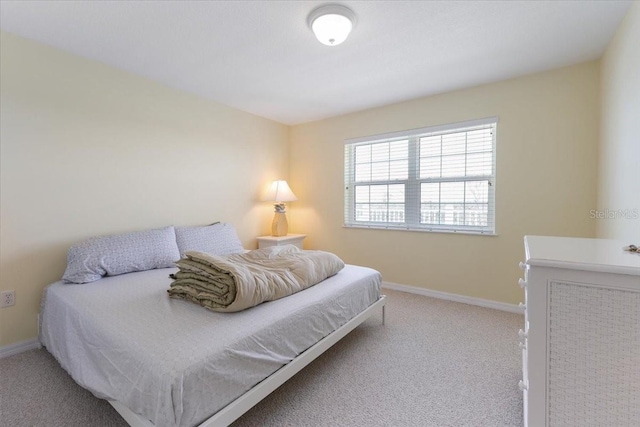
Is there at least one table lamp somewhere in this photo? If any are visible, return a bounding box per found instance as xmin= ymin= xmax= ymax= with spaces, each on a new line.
xmin=265 ymin=180 xmax=298 ymax=237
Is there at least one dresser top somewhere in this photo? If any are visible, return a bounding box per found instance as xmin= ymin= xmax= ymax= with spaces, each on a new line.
xmin=524 ymin=236 xmax=640 ymax=276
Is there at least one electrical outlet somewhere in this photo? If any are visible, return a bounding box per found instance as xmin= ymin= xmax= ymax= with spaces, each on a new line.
xmin=1 ymin=290 xmax=15 ymax=307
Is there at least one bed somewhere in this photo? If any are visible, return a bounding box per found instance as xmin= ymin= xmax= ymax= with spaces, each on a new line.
xmin=40 ymin=261 xmax=385 ymax=427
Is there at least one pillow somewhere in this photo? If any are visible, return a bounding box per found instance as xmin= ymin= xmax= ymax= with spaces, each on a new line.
xmin=62 ymin=226 xmax=181 ymax=284
xmin=175 ymin=222 xmax=244 ymax=257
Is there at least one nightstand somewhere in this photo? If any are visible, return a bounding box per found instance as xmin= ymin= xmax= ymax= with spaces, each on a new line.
xmin=257 ymin=234 xmax=306 ymax=249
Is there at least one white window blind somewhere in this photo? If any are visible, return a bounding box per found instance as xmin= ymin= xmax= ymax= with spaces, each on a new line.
xmin=344 ymin=117 xmax=497 ymax=234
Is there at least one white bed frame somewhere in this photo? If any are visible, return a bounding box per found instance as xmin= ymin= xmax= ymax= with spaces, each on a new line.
xmin=110 ymin=295 xmax=386 ymax=427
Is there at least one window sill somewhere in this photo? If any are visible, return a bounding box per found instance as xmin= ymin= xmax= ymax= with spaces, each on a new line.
xmin=343 ymin=224 xmax=497 ymax=236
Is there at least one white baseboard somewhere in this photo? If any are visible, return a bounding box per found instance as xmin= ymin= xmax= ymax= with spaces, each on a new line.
xmin=0 ymin=338 xmax=41 ymax=359
xmin=382 ymin=281 xmax=522 ymax=314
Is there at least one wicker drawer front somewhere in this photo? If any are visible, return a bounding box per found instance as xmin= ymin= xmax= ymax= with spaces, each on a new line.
xmin=548 ymin=281 xmax=640 ymax=426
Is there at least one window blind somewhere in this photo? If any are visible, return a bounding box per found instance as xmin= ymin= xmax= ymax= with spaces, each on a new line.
xmin=344 ymin=117 xmax=497 ymax=234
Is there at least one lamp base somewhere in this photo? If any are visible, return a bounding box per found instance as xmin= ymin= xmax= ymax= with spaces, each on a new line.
xmin=271 ymin=212 xmax=288 ymax=237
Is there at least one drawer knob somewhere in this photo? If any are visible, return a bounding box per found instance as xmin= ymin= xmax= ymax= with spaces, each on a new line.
xmin=518 ymin=380 xmax=528 ymax=391
xmin=518 ymin=329 xmax=528 ymax=339
xmin=518 ymin=278 xmax=527 ymax=288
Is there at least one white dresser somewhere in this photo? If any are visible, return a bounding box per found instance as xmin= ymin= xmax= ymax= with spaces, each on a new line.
xmin=519 ymin=236 xmax=640 ymax=427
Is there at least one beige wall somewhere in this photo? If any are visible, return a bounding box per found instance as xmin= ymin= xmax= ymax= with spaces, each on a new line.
xmin=599 ymin=3 xmax=640 ymax=241
xmin=0 ymin=32 xmax=289 ymax=347
xmin=290 ymin=62 xmax=600 ymax=305
xmin=1 ymin=25 xmax=624 ymax=349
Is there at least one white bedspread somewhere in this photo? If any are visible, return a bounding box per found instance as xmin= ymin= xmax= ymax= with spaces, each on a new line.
xmin=40 ymin=264 xmax=381 ymax=427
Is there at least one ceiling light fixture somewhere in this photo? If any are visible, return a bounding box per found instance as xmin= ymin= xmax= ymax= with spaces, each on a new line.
xmin=307 ymin=4 xmax=357 ymax=46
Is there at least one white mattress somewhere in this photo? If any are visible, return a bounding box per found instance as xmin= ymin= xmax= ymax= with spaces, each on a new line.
xmin=40 ymin=264 xmax=381 ymax=427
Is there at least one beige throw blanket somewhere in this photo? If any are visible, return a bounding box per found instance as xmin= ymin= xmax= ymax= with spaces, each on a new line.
xmin=168 ymin=245 xmax=345 ymax=312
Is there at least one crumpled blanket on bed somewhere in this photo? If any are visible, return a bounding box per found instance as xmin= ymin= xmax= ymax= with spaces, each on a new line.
xmin=168 ymin=245 xmax=345 ymax=312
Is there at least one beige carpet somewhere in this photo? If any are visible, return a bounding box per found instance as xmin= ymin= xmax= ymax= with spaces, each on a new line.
xmin=0 ymin=289 xmax=523 ymax=426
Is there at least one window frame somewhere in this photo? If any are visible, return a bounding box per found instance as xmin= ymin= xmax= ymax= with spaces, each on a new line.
xmin=344 ymin=117 xmax=498 ymax=235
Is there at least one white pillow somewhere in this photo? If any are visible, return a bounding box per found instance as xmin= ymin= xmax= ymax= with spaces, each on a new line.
xmin=62 ymin=226 xmax=181 ymax=284
xmin=175 ymin=223 xmax=244 ymax=257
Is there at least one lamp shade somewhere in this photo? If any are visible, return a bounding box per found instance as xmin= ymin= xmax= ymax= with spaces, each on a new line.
xmin=308 ymin=4 xmax=357 ymax=46
xmin=265 ymin=180 xmax=298 ymax=203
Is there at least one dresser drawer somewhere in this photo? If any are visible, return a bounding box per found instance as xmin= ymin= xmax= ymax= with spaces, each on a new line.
xmin=523 ymin=235 xmax=640 ymax=427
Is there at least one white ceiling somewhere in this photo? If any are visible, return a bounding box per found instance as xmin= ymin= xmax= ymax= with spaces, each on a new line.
xmin=0 ymin=1 xmax=632 ymax=125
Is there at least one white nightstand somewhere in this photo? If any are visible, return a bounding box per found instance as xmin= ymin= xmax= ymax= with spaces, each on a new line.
xmin=257 ymin=234 xmax=306 ymax=249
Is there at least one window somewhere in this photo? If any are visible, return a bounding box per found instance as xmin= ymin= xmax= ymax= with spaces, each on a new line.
xmin=344 ymin=117 xmax=497 ymax=234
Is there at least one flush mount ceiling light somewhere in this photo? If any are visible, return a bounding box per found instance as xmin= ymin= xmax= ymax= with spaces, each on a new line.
xmin=308 ymin=4 xmax=357 ymax=46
